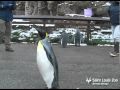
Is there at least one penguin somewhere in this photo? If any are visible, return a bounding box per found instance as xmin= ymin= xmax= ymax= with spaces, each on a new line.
xmin=36 ymin=30 xmax=59 ymax=89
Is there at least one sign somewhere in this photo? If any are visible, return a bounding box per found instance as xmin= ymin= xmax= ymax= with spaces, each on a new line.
xmin=84 ymin=8 xmax=93 ymax=17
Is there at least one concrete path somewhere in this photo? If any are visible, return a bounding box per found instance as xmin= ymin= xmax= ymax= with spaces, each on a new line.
xmin=0 ymin=43 xmax=119 ymax=89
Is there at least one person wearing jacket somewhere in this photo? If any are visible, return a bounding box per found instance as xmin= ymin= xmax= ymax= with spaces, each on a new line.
xmin=61 ymin=30 xmax=68 ymax=48
xmin=0 ymin=1 xmax=16 ymax=52
xmin=75 ymin=29 xmax=81 ymax=47
xmin=108 ymin=1 xmax=120 ymax=57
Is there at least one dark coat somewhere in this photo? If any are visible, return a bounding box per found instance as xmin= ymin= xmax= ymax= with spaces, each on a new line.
xmin=61 ymin=31 xmax=68 ymax=48
xmin=0 ymin=1 xmax=16 ymax=22
xmin=108 ymin=2 xmax=120 ymax=25
xmin=75 ymin=30 xmax=81 ymax=45
xmin=75 ymin=30 xmax=81 ymax=44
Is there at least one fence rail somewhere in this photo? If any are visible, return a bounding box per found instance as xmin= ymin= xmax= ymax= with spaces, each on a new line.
xmin=13 ymin=15 xmax=110 ymax=21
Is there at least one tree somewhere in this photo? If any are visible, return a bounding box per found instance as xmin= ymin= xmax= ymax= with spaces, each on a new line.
xmin=16 ymin=1 xmax=110 ymax=17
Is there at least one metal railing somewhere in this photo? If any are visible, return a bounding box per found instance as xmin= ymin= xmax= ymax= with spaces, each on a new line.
xmin=13 ymin=15 xmax=110 ymax=43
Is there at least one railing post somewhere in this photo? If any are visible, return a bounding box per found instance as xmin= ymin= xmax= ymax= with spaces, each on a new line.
xmin=43 ymin=19 xmax=47 ymax=32
xmin=86 ymin=21 xmax=91 ymax=44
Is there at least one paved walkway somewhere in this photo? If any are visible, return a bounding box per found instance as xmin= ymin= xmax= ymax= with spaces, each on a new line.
xmin=0 ymin=43 xmax=119 ymax=89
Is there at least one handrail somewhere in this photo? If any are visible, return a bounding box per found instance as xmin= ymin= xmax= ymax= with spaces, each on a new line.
xmin=13 ymin=15 xmax=110 ymax=22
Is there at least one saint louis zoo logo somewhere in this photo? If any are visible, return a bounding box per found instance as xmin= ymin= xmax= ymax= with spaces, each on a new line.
xmin=86 ymin=77 xmax=118 ymax=86
xmin=86 ymin=77 xmax=92 ymax=84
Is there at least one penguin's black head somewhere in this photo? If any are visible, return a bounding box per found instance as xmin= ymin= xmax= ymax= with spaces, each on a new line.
xmin=31 ymin=25 xmax=46 ymax=40
xmin=38 ymin=30 xmax=46 ymax=40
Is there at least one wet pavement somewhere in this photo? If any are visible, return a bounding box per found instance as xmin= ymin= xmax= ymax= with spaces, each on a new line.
xmin=0 ymin=43 xmax=120 ymax=89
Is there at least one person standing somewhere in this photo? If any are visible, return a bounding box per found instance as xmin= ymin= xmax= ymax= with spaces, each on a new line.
xmin=74 ymin=29 xmax=81 ymax=47
xmin=108 ymin=1 xmax=120 ymax=57
xmin=0 ymin=1 xmax=16 ymax=52
xmin=61 ymin=30 xmax=68 ymax=48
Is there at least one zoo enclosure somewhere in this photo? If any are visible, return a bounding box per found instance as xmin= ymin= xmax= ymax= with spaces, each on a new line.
xmin=13 ymin=15 xmax=110 ymax=43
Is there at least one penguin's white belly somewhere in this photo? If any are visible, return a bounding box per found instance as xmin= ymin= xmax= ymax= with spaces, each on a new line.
xmin=37 ymin=47 xmax=54 ymax=88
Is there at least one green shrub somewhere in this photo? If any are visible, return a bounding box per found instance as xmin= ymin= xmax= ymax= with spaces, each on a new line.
xmin=87 ymin=39 xmax=100 ymax=45
xmin=49 ymin=37 xmax=60 ymax=43
xmin=86 ymin=39 xmax=113 ymax=45
xmin=68 ymin=34 xmax=74 ymax=44
xmin=11 ymin=32 xmax=20 ymax=42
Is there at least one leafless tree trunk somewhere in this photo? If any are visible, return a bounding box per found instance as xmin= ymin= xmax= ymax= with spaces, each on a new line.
xmin=25 ymin=1 xmax=38 ymax=15
xmin=47 ymin=1 xmax=58 ymax=16
xmin=25 ymin=1 xmax=51 ymax=15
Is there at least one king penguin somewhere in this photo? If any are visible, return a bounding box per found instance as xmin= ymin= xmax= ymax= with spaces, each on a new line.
xmin=36 ymin=30 xmax=59 ymax=89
